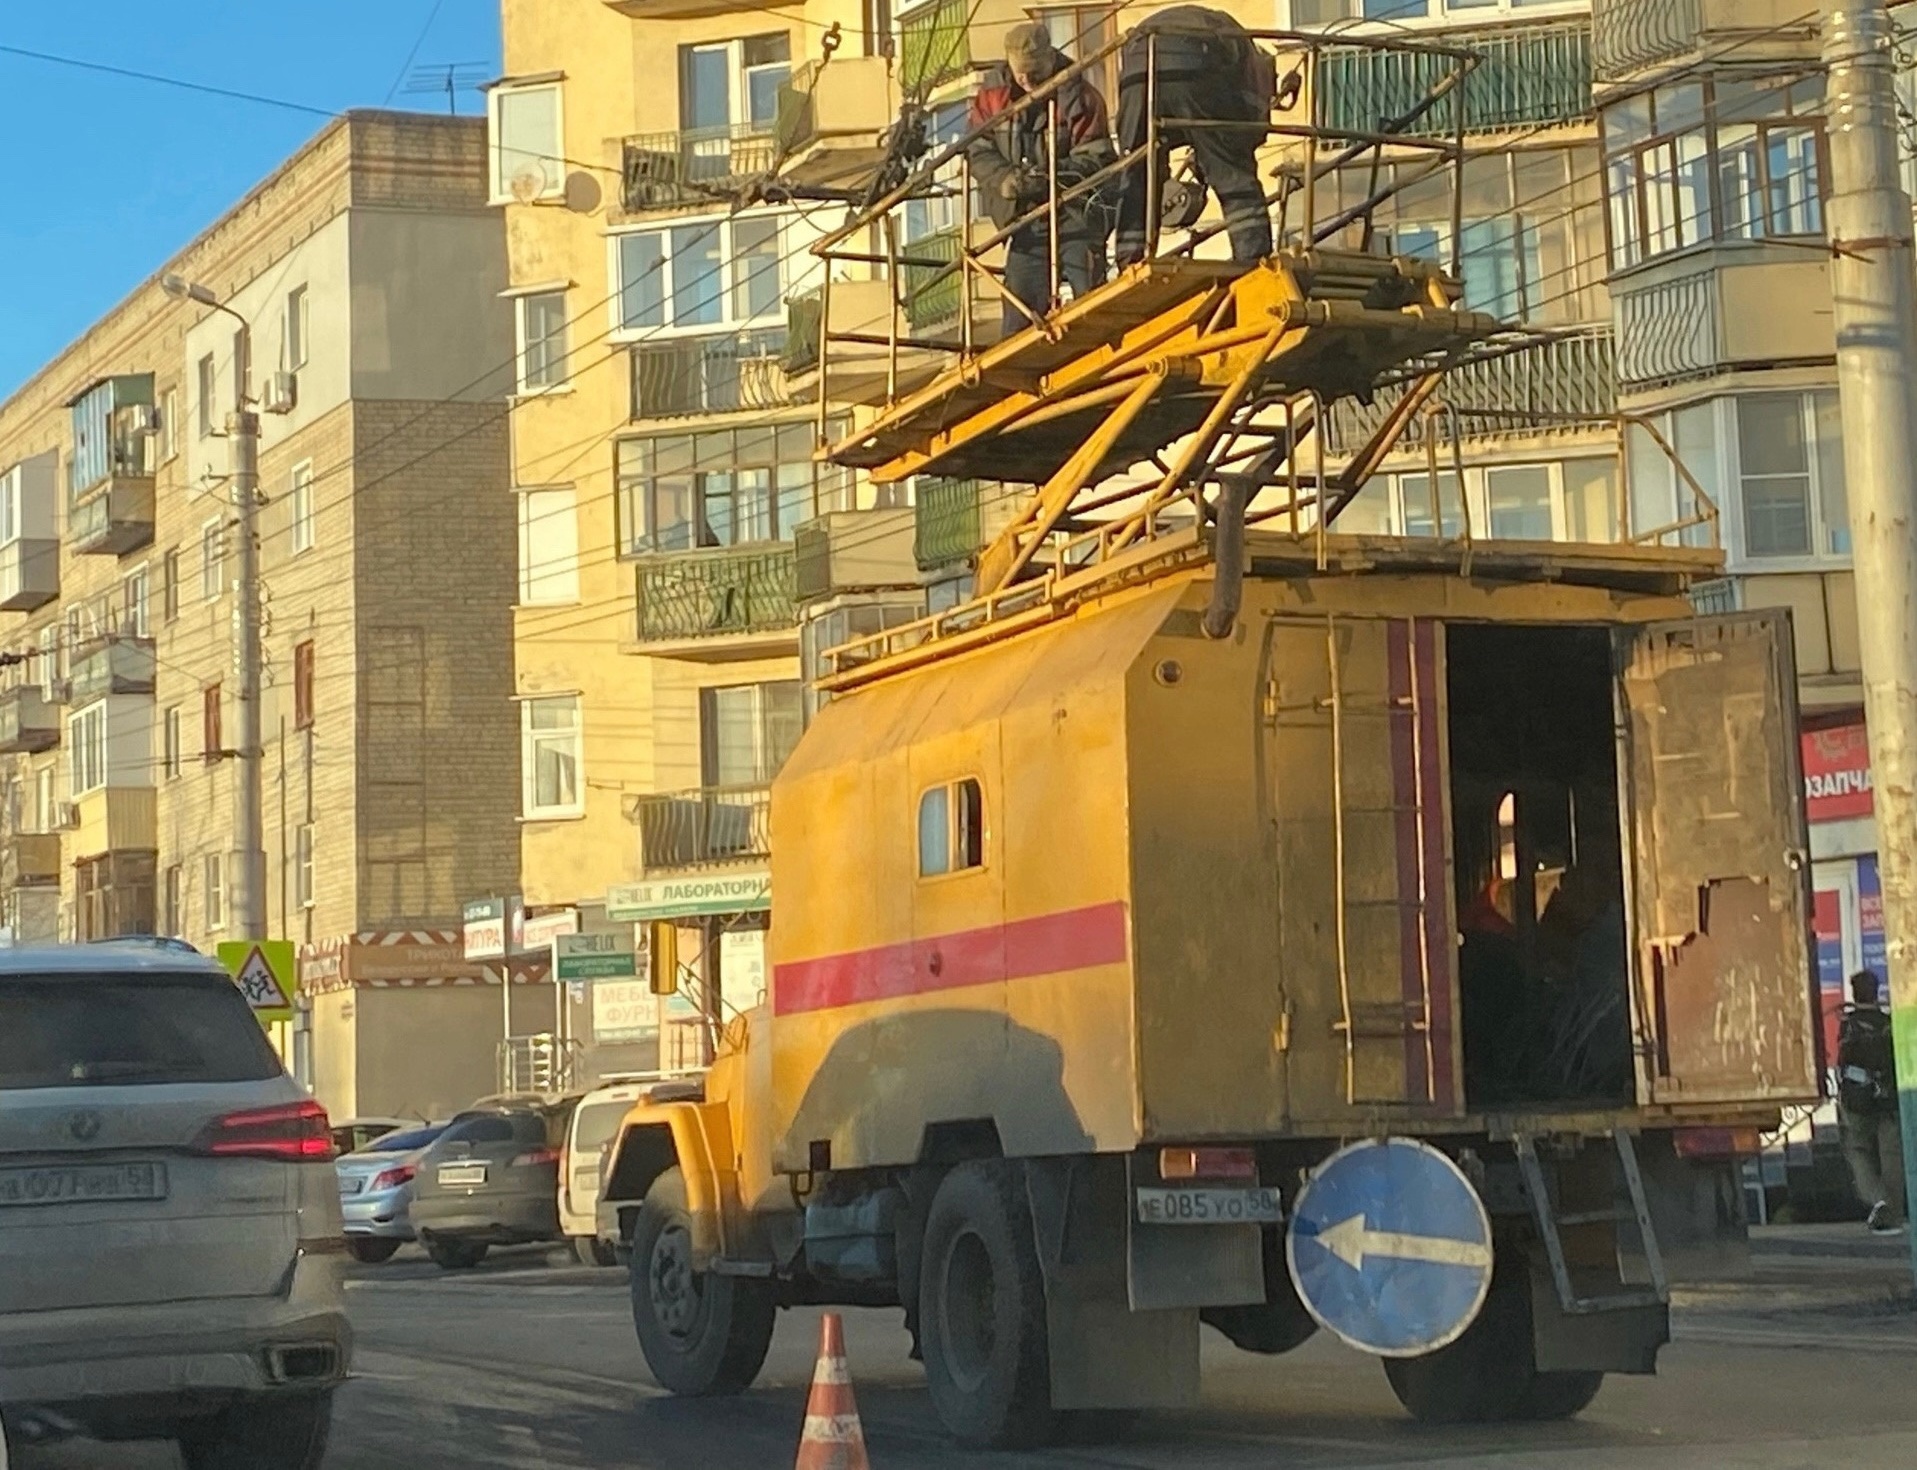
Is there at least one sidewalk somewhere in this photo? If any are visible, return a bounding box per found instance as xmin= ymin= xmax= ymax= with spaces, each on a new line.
xmin=1749 ymin=1221 xmax=1912 ymax=1263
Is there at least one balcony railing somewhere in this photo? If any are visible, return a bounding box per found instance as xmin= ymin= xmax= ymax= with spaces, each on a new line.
xmin=899 ymin=0 xmax=972 ymax=97
xmin=0 ymin=685 xmax=60 ymax=755
xmin=915 ymin=477 xmax=987 ymax=571
xmin=1318 ymin=22 xmax=1593 ymax=139
xmin=68 ymin=633 xmax=156 ymax=703
xmin=634 ymin=784 xmax=771 ymax=870
xmin=631 ymin=331 xmax=793 ymax=419
xmin=5 ymin=833 xmax=61 ymax=888
xmin=784 ymin=291 xmax=824 ymax=376
xmin=69 ymin=478 xmax=155 ymax=557
xmin=1591 ymin=0 xmax=1698 ymax=80
xmin=1326 ymin=328 xmax=1617 ymax=454
xmin=621 ymin=124 xmax=778 ymax=213
xmin=634 ymin=545 xmax=798 ymax=642
xmin=904 ymin=226 xmax=965 ymax=331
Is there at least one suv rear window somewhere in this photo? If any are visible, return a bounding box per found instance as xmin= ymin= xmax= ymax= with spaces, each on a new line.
xmin=0 ymin=974 xmax=282 ymax=1090
xmin=572 ymin=1099 xmax=630 ymax=1153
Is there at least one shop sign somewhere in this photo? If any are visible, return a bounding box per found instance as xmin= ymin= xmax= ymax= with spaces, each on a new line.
xmin=1802 ymin=724 xmax=1873 ymax=823
xmin=522 ymin=908 xmax=580 ymax=953
xmin=462 ymin=897 xmax=507 ymax=960
xmin=606 ymin=869 xmax=772 ymax=921
xmin=554 ymin=931 xmax=638 ymax=982
xmin=592 ymin=979 xmax=658 ymax=1043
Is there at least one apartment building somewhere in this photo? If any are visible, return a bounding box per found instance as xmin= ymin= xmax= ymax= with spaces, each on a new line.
xmin=0 ymin=111 xmax=523 ymax=1121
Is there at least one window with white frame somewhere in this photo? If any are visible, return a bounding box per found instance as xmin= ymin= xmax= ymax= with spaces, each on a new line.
xmin=613 ymin=214 xmax=795 ymax=336
xmin=290 ymin=460 xmax=316 ymax=554
xmin=1603 ymin=73 xmax=1825 ymax=272
xmin=489 ymin=82 xmax=564 ymax=203
xmin=37 ymin=626 xmax=58 ymax=701
xmin=163 ymin=705 xmax=182 ymax=781
xmin=1735 ymin=390 xmax=1848 ymax=559
xmin=121 ymin=565 xmax=148 ymax=637
xmin=196 ymin=353 xmax=217 ymax=439
xmin=160 ymin=386 xmax=180 ymax=463
xmin=521 ymin=695 xmax=583 ymax=819
xmin=0 ymin=465 xmax=17 ymax=546
xmin=284 ymin=284 xmax=309 ymax=371
xmin=518 ymin=488 xmax=580 ymax=605
xmin=163 ymin=863 xmax=183 ymax=937
xmin=517 ymin=291 xmax=570 ymax=392
xmin=680 ymin=34 xmax=791 ymax=138
xmin=67 ymin=701 xmax=107 ymax=798
xmin=615 ymin=420 xmax=852 ymax=554
xmin=32 ymin=766 xmax=52 ymax=835
xmin=1333 ymin=458 xmax=1622 ymax=545
xmin=295 ymin=822 xmax=315 ymax=908
xmin=204 ymin=852 xmax=226 ymax=931
xmin=1626 ymin=403 xmax=1721 ymax=548
xmin=201 ymin=518 xmax=225 ymax=601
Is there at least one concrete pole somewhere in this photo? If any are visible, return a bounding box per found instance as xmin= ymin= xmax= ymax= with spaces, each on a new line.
xmin=1824 ymin=0 xmax=1917 ymax=1272
xmin=229 ymin=329 xmax=267 ymax=941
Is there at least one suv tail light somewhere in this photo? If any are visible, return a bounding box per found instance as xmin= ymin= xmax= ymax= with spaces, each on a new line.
xmin=370 ymin=1163 xmax=417 ymax=1191
xmin=510 ymin=1146 xmax=560 ymax=1169
xmin=196 ymin=1099 xmax=334 ymax=1162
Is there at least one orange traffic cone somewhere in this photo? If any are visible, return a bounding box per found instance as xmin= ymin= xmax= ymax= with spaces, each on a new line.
xmin=795 ymin=1311 xmax=870 ymax=1470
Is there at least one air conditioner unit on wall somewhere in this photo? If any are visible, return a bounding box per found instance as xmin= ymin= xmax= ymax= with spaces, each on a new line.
xmin=54 ymin=803 xmax=80 ymax=831
xmin=261 ymin=372 xmax=298 ymax=416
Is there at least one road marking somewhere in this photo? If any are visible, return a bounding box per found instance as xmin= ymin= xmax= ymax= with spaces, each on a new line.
xmin=1313 ymin=1213 xmax=1493 ymax=1272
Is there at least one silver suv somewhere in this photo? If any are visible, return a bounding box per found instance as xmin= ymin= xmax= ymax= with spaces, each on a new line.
xmin=0 ymin=944 xmax=350 ymax=1468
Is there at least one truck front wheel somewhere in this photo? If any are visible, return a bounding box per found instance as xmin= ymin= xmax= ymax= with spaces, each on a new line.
xmin=1381 ymin=1258 xmax=1605 ymax=1424
xmin=629 ymin=1167 xmax=775 ymax=1395
xmin=919 ymin=1160 xmax=1056 ymax=1449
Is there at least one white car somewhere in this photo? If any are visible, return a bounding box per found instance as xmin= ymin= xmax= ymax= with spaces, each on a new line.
xmin=560 ymin=1081 xmax=650 ymax=1266
xmin=0 ymin=943 xmax=350 ymax=1468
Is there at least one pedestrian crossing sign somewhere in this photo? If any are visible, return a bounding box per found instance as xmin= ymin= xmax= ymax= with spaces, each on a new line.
xmin=217 ymin=940 xmax=296 ymax=1025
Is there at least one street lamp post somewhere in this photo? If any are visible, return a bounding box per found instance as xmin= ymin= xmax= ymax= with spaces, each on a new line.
xmin=161 ymin=273 xmax=265 ymax=941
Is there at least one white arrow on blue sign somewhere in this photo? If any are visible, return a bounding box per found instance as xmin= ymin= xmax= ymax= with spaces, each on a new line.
xmin=1284 ymin=1137 xmax=1494 ymax=1357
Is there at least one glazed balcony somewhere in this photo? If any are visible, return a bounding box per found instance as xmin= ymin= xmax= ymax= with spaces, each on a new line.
xmin=69 ymin=478 xmax=155 ymax=557
xmin=0 ymin=685 xmax=60 ymax=754
xmin=68 ymin=632 xmax=156 ymax=703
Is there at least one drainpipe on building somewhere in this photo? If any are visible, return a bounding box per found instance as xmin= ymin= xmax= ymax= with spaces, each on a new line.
xmin=1824 ymin=0 xmax=1917 ymax=1276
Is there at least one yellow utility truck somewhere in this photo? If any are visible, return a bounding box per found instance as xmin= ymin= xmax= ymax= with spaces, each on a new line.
xmin=601 ymin=229 xmax=1817 ymax=1445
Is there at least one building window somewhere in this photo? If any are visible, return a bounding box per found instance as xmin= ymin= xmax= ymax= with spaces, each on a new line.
xmin=613 ymin=214 xmax=801 ymax=336
xmin=293 ymin=640 xmax=315 ymax=730
xmin=67 ymin=701 xmax=107 ymax=798
xmin=289 ymin=459 xmax=315 ymax=554
xmin=204 ymin=852 xmax=226 ymax=932
xmin=1485 ymin=465 xmax=1554 ymax=541
xmin=121 ymin=565 xmax=148 ymax=637
xmin=197 ymin=353 xmax=217 ymax=438
xmin=1337 ymin=459 xmax=1621 ymax=545
xmin=37 ymin=627 xmax=58 ymax=702
xmin=522 ymin=695 xmax=583 ymax=819
xmin=163 ymin=705 xmax=182 ymax=780
xmin=1626 ymin=403 xmax=1721 ymax=548
xmin=681 ymin=33 xmax=791 ymax=138
xmin=32 ymin=766 xmax=52 ymax=834
xmin=284 ymin=285 xmax=309 ymax=371
xmin=517 ymin=290 xmax=570 ymax=392
xmin=201 ymin=518 xmax=224 ymax=601
xmin=615 ymin=421 xmax=851 ymax=554
xmin=489 ymin=82 xmax=564 ymax=203
xmin=295 ymin=822 xmax=315 ymax=909
xmin=163 ymin=863 xmax=183 ymax=937
xmin=75 ymin=851 xmax=155 ymax=941
xmin=1603 ymin=73 xmax=1825 ymax=272
xmin=699 ymin=682 xmax=804 ymax=786
xmin=917 ymin=778 xmax=985 ymax=877
xmin=203 ymin=683 xmax=223 ymax=762
xmin=518 ymin=488 xmax=580 ymax=605
xmin=1735 ymin=390 xmax=1848 ymax=559
xmin=161 ymin=547 xmax=180 ymax=623
xmin=160 ymin=387 xmax=180 ymax=463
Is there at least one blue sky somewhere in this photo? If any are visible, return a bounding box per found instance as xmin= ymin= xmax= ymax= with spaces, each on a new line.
xmin=0 ymin=2 xmax=501 ymax=399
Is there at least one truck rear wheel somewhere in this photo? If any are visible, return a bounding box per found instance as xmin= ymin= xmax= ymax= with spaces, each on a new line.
xmin=1381 ymin=1256 xmax=1605 ymax=1423
xmin=919 ymin=1160 xmax=1055 ymax=1449
xmin=630 ymin=1167 xmax=775 ymax=1396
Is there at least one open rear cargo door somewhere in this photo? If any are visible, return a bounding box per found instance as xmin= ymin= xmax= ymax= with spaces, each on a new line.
xmin=1614 ymin=612 xmax=1818 ymax=1106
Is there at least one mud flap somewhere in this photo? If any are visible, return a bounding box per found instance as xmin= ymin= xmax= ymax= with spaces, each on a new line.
xmin=1024 ymin=1157 xmax=1199 ymax=1411
xmin=1529 ymin=1254 xmax=1668 ymax=1375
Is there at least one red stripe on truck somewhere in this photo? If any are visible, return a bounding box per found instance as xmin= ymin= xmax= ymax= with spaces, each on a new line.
xmin=772 ymin=901 xmax=1131 ymax=1015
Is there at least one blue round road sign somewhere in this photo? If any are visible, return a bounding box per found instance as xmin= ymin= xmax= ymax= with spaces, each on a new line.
xmin=1285 ymin=1137 xmax=1494 ymax=1357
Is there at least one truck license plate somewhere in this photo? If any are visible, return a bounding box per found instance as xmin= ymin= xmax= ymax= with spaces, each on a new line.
xmin=0 ymin=1161 xmax=168 ymax=1207
xmin=1135 ymin=1186 xmax=1283 ymax=1225
xmin=437 ymin=1163 xmax=488 ymax=1188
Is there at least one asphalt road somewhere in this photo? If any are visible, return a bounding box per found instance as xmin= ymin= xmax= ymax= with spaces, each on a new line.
xmin=18 ymin=1244 xmax=1917 ymax=1470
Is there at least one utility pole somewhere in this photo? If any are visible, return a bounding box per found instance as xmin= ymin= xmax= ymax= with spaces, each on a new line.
xmin=1823 ymin=0 xmax=1917 ymax=1275
xmin=231 ymin=350 xmax=266 ymax=941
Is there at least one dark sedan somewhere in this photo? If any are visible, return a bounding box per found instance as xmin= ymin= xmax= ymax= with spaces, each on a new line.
xmin=407 ymin=1110 xmax=561 ymax=1269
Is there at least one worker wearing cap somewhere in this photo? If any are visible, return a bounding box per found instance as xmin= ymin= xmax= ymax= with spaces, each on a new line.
xmin=967 ymin=23 xmax=1115 ymax=333
xmin=1113 ymin=6 xmax=1274 ymax=268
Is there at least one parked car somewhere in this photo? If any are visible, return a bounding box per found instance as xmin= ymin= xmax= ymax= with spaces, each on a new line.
xmin=560 ymin=1083 xmax=651 ymax=1266
xmin=408 ymin=1108 xmax=563 ymax=1269
xmin=335 ymin=1122 xmax=449 ymax=1263
xmin=0 ymin=944 xmax=349 ymax=1469
xmin=329 ymin=1117 xmax=412 ymax=1158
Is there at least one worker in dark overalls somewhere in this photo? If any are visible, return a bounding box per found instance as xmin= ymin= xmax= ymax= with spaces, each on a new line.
xmin=1113 ymin=6 xmax=1273 ymax=268
xmin=967 ymin=23 xmax=1115 ymax=332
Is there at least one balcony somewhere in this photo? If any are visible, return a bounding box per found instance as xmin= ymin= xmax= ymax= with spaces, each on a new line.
xmin=1614 ymin=256 xmax=1832 ymax=395
xmin=0 ymin=536 xmax=57 ymax=612
xmin=4 ymin=833 xmax=61 ymax=889
xmin=634 ymin=784 xmax=770 ymax=871
xmin=774 ymin=56 xmax=898 ymax=191
xmin=1327 ymin=328 xmax=1618 ymax=454
xmin=74 ymin=790 xmax=158 ymax=862
xmin=603 ymin=0 xmax=770 ymax=18
xmin=1317 ymin=22 xmax=1592 ymax=140
xmin=1592 ymin=0 xmax=1819 ymax=85
xmin=68 ymin=633 xmax=156 ymax=703
xmin=0 ymin=686 xmax=59 ymax=754
xmin=633 ymin=545 xmax=798 ymax=656
xmin=621 ymin=125 xmax=776 ymax=214
xmin=899 ymin=0 xmax=975 ymax=97
xmin=914 ymin=478 xmax=1027 ymax=572
xmin=69 ymin=476 xmax=155 ymax=557
xmin=794 ymin=509 xmax=920 ymax=602
xmin=631 ymin=331 xmax=793 ymax=420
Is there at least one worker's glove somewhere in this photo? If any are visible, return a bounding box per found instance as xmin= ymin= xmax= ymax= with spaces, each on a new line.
xmin=1003 ymin=167 xmax=1047 ymax=208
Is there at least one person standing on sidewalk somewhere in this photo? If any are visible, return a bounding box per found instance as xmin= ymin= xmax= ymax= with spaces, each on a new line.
xmin=1837 ymin=968 xmax=1906 ymax=1233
